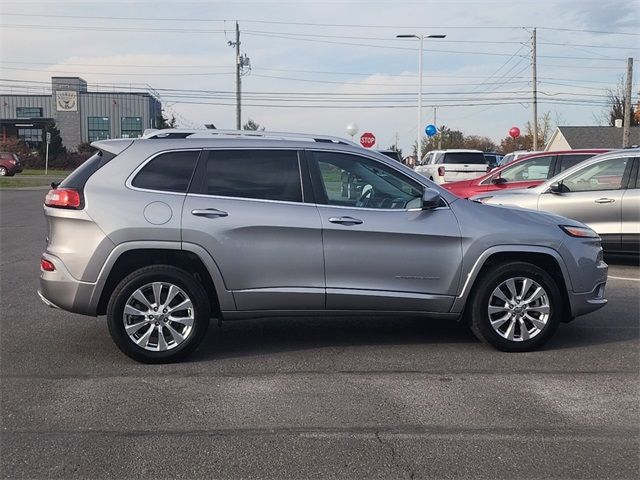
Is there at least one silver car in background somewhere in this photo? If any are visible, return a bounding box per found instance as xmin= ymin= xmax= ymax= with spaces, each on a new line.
xmin=474 ymin=149 xmax=640 ymax=254
xmin=39 ymin=129 xmax=609 ymax=363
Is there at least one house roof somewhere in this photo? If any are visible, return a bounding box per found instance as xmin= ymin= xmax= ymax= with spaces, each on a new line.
xmin=556 ymin=126 xmax=640 ymax=149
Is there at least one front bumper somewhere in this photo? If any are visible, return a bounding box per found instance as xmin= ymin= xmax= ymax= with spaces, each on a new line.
xmin=567 ymin=281 xmax=608 ymax=318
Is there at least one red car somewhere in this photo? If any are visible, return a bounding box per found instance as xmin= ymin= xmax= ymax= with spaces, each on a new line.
xmin=0 ymin=152 xmax=24 ymax=177
xmin=442 ymin=149 xmax=610 ymax=198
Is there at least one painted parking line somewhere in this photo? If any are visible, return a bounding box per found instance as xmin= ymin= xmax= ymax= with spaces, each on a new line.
xmin=608 ymin=275 xmax=640 ymax=282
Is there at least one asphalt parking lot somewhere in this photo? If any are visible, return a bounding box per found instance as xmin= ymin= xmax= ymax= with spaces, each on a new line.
xmin=1 ymin=188 xmax=639 ymax=479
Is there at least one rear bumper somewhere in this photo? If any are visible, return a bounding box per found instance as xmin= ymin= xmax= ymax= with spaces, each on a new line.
xmin=39 ymin=253 xmax=98 ymax=316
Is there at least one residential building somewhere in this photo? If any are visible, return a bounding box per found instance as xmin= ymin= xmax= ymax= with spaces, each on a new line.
xmin=545 ymin=126 xmax=640 ymax=151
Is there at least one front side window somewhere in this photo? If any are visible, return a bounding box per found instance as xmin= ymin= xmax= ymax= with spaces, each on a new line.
xmin=311 ymin=151 xmax=423 ymax=210
xmin=88 ymin=117 xmax=110 ymax=141
xmin=132 ymin=150 xmax=199 ymax=193
xmin=16 ymin=107 xmax=43 ymax=118
xmin=561 ymin=157 xmax=630 ymax=192
xmin=200 ymin=149 xmax=302 ymax=202
xmin=17 ymin=128 xmax=42 ymax=148
xmin=121 ymin=117 xmax=142 ymax=138
xmin=491 ymin=155 xmax=554 ymax=184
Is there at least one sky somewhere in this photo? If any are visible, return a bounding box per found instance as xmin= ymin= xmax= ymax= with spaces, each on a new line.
xmin=0 ymin=0 xmax=638 ymax=153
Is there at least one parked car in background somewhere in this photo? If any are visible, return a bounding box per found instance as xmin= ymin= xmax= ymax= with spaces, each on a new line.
xmin=377 ymin=150 xmax=402 ymax=162
xmin=443 ymin=149 xmax=609 ymax=198
xmin=474 ymin=149 xmax=639 ymax=253
xmin=0 ymin=152 xmax=24 ymax=176
xmin=483 ymin=152 xmax=503 ymax=169
xmin=415 ymin=149 xmax=489 ymax=184
xmin=39 ymin=129 xmax=608 ymax=362
xmin=499 ymin=150 xmax=542 ymax=166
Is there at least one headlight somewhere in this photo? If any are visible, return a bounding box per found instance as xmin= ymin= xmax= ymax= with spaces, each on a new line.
xmin=560 ymin=225 xmax=599 ymax=238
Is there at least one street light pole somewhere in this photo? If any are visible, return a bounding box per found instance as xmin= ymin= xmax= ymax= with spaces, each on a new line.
xmin=396 ymin=33 xmax=446 ymax=163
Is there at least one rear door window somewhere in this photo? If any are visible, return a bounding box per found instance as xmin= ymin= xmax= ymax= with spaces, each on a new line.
xmin=131 ymin=150 xmax=199 ymax=193
xmin=442 ymin=152 xmax=487 ymax=164
xmin=196 ymin=149 xmax=302 ymax=203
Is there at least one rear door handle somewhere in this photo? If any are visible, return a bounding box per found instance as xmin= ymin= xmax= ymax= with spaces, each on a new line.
xmin=329 ymin=216 xmax=363 ymax=225
xmin=594 ymin=198 xmax=615 ymax=204
xmin=191 ymin=208 xmax=228 ymax=218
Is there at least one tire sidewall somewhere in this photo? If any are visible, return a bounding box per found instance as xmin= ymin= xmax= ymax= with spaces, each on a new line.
xmin=107 ymin=266 xmax=210 ymax=363
xmin=472 ymin=262 xmax=562 ymax=352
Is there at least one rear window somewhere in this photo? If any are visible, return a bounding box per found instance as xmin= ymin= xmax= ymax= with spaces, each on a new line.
xmin=442 ymin=152 xmax=487 ymax=164
xmin=132 ymin=150 xmax=199 ymax=193
xmin=59 ymin=150 xmax=116 ymax=189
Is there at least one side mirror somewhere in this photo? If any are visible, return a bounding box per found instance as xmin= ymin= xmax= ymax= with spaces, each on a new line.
xmin=422 ymin=188 xmax=442 ymax=210
xmin=491 ymin=176 xmax=507 ymax=185
xmin=549 ymin=181 xmax=566 ymax=194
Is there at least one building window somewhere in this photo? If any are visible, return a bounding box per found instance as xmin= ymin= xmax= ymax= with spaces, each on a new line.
xmin=16 ymin=107 xmax=43 ymax=118
xmin=121 ymin=117 xmax=142 ymax=138
xmin=18 ymin=128 xmax=43 ymax=148
xmin=88 ymin=117 xmax=110 ymax=141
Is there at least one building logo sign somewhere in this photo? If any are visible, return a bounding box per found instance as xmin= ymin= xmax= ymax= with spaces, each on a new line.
xmin=56 ymin=91 xmax=78 ymax=112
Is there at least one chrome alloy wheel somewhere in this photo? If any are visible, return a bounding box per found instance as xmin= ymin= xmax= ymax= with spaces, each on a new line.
xmin=123 ymin=282 xmax=194 ymax=351
xmin=487 ymin=277 xmax=550 ymax=342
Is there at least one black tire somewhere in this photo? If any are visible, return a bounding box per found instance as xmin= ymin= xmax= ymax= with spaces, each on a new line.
xmin=107 ymin=265 xmax=210 ymax=363
xmin=0 ymin=167 xmax=7 ymax=176
xmin=469 ymin=261 xmax=562 ymax=352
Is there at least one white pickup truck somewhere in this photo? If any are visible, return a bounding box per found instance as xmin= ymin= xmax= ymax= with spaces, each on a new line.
xmin=415 ymin=149 xmax=490 ymax=184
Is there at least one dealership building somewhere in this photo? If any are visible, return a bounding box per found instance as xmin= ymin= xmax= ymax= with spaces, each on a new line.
xmin=0 ymin=76 xmax=162 ymax=151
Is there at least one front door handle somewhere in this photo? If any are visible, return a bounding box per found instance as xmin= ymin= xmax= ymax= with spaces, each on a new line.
xmin=191 ymin=208 xmax=228 ymax=218
xmin=594 ymin=198 xmax=615 ymax=204
xmin=329 ymin=216 xmax=363 ymax=225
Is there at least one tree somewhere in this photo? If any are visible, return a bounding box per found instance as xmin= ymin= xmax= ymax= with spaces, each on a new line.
xmin=243 ymin=118 xmax=264 ymax=131
xmin=387 ymin=143 xmax=403 ymax=157
xmin=599 ymin=77 xmax=638 ymax=127
xmin=499 ymin=111 xmax=557 ymax=153
xmin=156 ymin=110 xmax=177 ymax=129
xmin=463 ymin=135 xmax=497 ymax=152
xmin=39 ymin=120 xmax=66 ymax=159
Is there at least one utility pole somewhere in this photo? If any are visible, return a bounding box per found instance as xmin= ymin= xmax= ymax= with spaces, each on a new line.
xmin=622 ymin=57 xmax=633 ymax=148
xmin=234 ymin=22 xmax=241 ymax=130
xmin=532 ymin=28 xmax=538 ymax=150
xmin=228 ymin=22 xmax=250 ymax=130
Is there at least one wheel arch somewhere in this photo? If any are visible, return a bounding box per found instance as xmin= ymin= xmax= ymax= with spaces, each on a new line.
xmin=92 ymin=242 xmax=234 ymax=316
xmin=451 ymin=246 xmax=572 ymax=320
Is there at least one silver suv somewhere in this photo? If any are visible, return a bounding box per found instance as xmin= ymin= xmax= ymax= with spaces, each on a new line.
xmin=39 ymin=129 xmax=608 ymax=363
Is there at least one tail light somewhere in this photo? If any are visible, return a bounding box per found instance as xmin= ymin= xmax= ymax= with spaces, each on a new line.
xmin=437 ymin=166 xmax=445 ymax=177
xmin=45 ymin=188 xmax=82 ymax=209
xmin=40 ymin=257 xmax=55 ymax=272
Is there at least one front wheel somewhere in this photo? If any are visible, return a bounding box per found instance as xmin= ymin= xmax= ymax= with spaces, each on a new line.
xmin=469 ymin=262 xmax=562 ymax=352
xmin=0 ymin=167 xmax=7 ymax=176
xmin=107 ymin=265 xmax=210 ymax=363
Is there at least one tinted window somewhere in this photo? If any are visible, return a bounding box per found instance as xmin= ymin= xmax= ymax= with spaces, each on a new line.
xmin=311 ymin=151 xmax=423 ymax=210
xmin=202 ymin=150 xmax=301 ymax=202
xmin=557 ymin=154 xmax=593 ymax=173
xmin=442 ymin=152 xmax=487 ymax=164
xmin=132 ymin=150 xmax=199 ymax=193
xmin=59 ymin=150 xmax=116 ymax=189
xmin=562 ymin=157 xmax=630 ymax=192
xmin=497 ymin=155 xmax=554 ymax=183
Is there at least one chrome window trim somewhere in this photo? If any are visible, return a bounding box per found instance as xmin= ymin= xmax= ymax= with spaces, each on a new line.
xmin=185 ymin=192 xmax=316 ymax=208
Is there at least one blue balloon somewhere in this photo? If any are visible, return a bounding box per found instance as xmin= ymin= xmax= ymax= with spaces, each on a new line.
xmin=425 ymin=124 xmax=437 ymax=137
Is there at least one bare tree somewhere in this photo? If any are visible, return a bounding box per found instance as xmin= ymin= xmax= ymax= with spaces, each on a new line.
xmin=597 ymin=77 xmax=638 ymax=127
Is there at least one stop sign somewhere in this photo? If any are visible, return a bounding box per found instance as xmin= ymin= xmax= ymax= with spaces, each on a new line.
xmin=360 ymin=132 xmax=376 ymax=148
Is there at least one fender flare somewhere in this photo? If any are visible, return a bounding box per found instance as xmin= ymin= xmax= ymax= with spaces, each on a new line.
xmin=450 ymin=245 xmax=572 ymax=313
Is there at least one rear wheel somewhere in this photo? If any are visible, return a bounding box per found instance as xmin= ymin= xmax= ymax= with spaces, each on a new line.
xmin=107 ymin=265 xmax=210 ymax=363
xmin=469 ymin=262 xmax=562 ymax=352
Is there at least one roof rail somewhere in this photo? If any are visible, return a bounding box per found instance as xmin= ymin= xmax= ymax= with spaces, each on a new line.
xmin=141 ymin=128 xmax=360 ymax=147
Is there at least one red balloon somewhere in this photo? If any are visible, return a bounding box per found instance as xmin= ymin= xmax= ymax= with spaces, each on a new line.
xmin=509 ymin=127 xmax=521 ymax=139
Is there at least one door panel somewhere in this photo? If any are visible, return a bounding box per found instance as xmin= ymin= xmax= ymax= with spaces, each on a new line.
xmin=308 ymin=150 xmax=462 ymax=313
xmin=620 ymin=188 xmax=640 ymax=253
xmin=183 ymin=149 xmax=325 ymax=310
